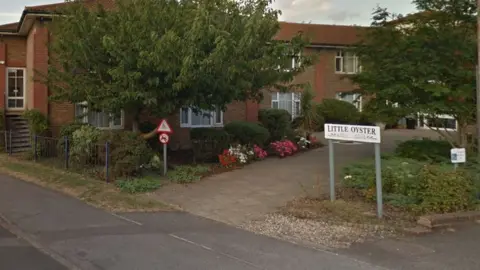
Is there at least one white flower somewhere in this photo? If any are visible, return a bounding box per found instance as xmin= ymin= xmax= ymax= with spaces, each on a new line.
xmin=344 ymin=175 xmax=352 ymax=179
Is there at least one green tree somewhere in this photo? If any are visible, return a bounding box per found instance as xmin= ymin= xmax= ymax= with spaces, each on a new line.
xmin=44 ymin=0 xmax=312 ymax=132
xmin=351 ymin=0 xmax=477 ymax=147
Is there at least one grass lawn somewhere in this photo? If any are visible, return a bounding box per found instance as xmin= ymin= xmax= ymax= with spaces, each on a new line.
xmin=0 ymin=155 xmax=172 ymax=212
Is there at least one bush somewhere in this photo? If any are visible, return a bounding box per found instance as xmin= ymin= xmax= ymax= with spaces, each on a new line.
xmin=70 ymin=125 xmax=102 ymax=164
xmin=115 ymin=176 xmax=163 ymax=194
xmin=167 ymin=165 xmax=210 ymax=184
xmin=317 ymin=99 xmax=360 ymax=124
xmin=395 ymin=138 xmax=451 ymax=162
xmin=342 ymin=157 xmax=478 ymax=214
xmin=23 ymin=109 xmax=48 ymax=135
xmin=57 ymin=122 xmax=88 ymax=154
xmin=258 ymin=109 xmax=292 ymax=141
xmin=139 ymin=121 xmax=162 ymax=151
xmin=224 ymin=121 xmax=270 ymax=147
xmin=415 ymin=165 xmax=476 ymax=213
xmin=190 ymin=128 xmax=230 ymax=162
xmin=99 ymin=131 xmax=153 ymax=177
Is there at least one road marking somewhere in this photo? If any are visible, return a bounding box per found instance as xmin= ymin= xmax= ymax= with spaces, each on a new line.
xmin=109 ymin=213 xmax=143 ymax=226
xmin=169 ymin=233 xmax=264 ymax=269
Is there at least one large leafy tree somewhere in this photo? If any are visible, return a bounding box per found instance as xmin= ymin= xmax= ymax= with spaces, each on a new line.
xmin=45 ymin=0 xmax=311 ymax=132
xmin=351 ymin=0 xmax=477 ymax=147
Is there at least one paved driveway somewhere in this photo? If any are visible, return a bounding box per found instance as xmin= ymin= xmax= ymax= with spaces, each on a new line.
xmin=153 ymin=129 xmax=439 ymax=226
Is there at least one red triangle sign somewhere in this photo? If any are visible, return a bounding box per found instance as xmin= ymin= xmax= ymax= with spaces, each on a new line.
xmin=156 ymin=119 xmax=173 ymax=134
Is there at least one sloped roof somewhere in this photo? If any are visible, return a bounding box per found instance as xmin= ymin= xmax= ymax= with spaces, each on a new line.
xmin=25 ymin=0 xmax=115 ymax=13
xmin=0 ymin=22 xmax=19 ymax=32
xmin=276 ymin=22 xmax=369 ymax=46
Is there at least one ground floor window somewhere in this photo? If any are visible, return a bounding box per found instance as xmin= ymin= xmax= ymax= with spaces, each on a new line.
xmin=6 ymin=67 xmax=26 ymax=109
xmin=417 ymin=113 xmax=457 ymax=131
xmin=335 ymin=92 xmax=362 ymax=111
xmin=75 ymin=103 xmax=123 ymax=129
xmin=271 ymin=92 xmax=301 ymax=118
xmin=180 ymin=107 xmax=223 ymax=128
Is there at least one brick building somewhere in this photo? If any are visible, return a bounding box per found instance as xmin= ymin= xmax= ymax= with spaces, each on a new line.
xmin=0 ymin=0 xmax=364 ymax=150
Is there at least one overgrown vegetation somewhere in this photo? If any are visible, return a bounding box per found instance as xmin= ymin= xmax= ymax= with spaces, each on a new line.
xmin=394 ymin=138 xmax=451 ymax=162
xmin=115 ymin=175 xmax=163 ymax=194
xmin=23 ymin=109 xmax=48 ymax=135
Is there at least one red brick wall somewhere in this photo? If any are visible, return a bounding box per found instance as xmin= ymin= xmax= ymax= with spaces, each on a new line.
xmin=31 ymin=21 xmax=49 ymax=115
xmin=0 ymin=43 xmax=5 ymax=109
xmin=3 ymin=36 xmax=26 ymax=67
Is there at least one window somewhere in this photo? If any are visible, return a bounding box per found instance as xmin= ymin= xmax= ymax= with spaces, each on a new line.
xmin=271 ymin=92 xmax=301 ymax=119
xmin=75 ymin=103 xmax=123 ymax=129
xmin=336 ymin=92 xmax=362 ymax=111
xmin=335 ymin=51 xmax=360 ymax=74
xmin=180 ymin=107 xmax=223 ymax=128
xmin=417 ymin=113 xmax=457 ymax=131
xmin=279 ymin=53 xmax=301 ymax=70
xmin=6 ymin=68 xmax=25 ymax=109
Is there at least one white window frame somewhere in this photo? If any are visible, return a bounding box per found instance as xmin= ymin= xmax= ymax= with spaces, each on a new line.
xmin=336 ymin=92 xmax=362 ymax=111
xmin=180 ymin=107 xmax=223 ymax=128
xmin=417 ymin=113 xmax=457 ymax=131
xmin=75 ymin=102 xmax=124 ymax=130
xmin=279 ymin=53 xmax=301 ymax=71
xmin=335 ymin=51 xmax=360 ymax=74
xmin=271 ymin=92 xmax=301 ymax=119
xmin=5 ymin=67 xmax=26 ymax=110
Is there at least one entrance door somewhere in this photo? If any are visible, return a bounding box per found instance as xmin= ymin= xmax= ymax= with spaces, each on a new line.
xmin=6 ymin=68 xmax=25 ymax=110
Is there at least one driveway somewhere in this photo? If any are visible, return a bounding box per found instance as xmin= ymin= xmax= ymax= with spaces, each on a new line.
xmin=153 ymin=129 xmax=438 ymax=226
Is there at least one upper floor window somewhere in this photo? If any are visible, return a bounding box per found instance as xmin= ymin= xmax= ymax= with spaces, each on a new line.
xmin=75 ymin=103 xmax=124 ymax=129
xmin=336 ymin=92 xmax=362 ymax=111
xmin=180 ymin=107 xmax=223 ymax=128
xmin=279 ymin=53 xmax=301 ymax=71
xmin=271 ymin=92 xmax=301 ymax=119
xmin=335 ymin=51 xmax=360 ymax=74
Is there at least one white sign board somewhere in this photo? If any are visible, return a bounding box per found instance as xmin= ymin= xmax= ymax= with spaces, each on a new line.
xmin=324 ymin=124 xmax=381 ymax=144
xmin=156 ymin=119 xmax=173 ymax=134
xmin=450 ymin=148 xmax=466 ymax=163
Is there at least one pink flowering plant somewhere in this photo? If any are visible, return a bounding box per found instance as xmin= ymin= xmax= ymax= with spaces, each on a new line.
xmin=269 ymin=140 xmax=298 ymax=157
xmin=253 ymin=144 xmax=268 ymax=160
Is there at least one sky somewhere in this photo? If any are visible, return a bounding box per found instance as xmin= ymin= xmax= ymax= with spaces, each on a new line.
xmin=0 ymin=0 xmax=417 ymax=26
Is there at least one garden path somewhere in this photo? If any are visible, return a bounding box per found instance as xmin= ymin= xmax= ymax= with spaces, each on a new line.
xmin=152 ymin=129 xmax=439 ymax=226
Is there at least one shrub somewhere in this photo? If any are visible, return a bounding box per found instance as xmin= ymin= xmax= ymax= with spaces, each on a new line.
xmin=139 ymin=121 xmax=162 ymax=151
xmin=395 ymin=138 xmax=451 ymax=162
xmin=23 ymin=109 xmax=48 ymax=135
xmin=253 ymin=145 xmax=268 ymax=160
xmin=269 ymin=139 xmax=298 ymax=157
xmin=115 ymin=176 xmax=163 ymax=194
xmin=317 ymin=99 xmax=360 ymax=124
xmin=224 ymin=121 xmax=270 ymax=146
xmin=342 ymin=158 xmax=478 ymax=213
xmin=57 ymin=122 xmax=88 ymax=154
xmin=70 ymin=125 xmax=102 ymax=164
xmin=190 ymin=128 xmax=230 ymax=162
xmin=167 ymin=165 xmax=210 ymax=184
xmin=218 ymin=149 xmax=237 ymax=168
xmin=415 ymin=165 xmax=476 ymax=213
xmin=99 ymin=131 xmax=153 ymax=177
xmin=258 ymin=109 xmax=292 ymax=141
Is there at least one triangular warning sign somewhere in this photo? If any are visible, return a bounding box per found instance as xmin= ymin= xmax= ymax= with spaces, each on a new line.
xmin=156 ymin=119 xmax=173 ymax=134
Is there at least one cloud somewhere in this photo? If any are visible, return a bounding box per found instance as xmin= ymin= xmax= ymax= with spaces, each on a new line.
xmin=327 ymin=11 xmax=361 ymax=23
xmin=272 ymin=0 xmax=332 ymax=23
xmin=0 ymin=13 xmax=20 ymax=18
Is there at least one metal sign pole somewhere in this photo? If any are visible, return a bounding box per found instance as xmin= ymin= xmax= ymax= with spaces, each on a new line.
xmin=328 ymin=139 xmax=335 ymax=201
xmin=163 ymin=143 xmax=167 ymax=176
xmin=374 ymin=143 xmax=383 ymax=218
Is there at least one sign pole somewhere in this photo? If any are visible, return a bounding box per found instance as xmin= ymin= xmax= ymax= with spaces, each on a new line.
xmin=163 ymin=143 xmax=167 ymax=176
xmin=374 ymin=143 xmax=383 ymax=218
xmin=328 ymin=139 xmax=335 ymax=201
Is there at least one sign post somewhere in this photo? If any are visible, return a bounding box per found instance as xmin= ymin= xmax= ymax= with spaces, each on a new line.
xmin=156 ymin=119 xmax=173 ymax=176
xmin=450 ymin=148 xmax=466 ymax=170
xmin=324 ymin=123 xmax=383 ymax=218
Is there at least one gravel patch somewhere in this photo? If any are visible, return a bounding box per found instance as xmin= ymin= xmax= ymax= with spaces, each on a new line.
xmin=242 ymin=213 xmax=394 ymax=249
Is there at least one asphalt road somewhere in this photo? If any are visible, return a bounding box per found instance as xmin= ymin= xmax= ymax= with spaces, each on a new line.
xmin=0 ymin=225 xmax=66 ymax=270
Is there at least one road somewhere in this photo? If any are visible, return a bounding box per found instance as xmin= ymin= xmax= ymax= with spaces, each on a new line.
xmin=0 ymin=224 xmax=66 ymax=270
xmin=0 ymin=174 xmax=379 ymax=270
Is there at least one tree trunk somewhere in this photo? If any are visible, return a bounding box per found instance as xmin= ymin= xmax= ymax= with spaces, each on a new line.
xmin=132 ymin=119 xmax=139 ymax=133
